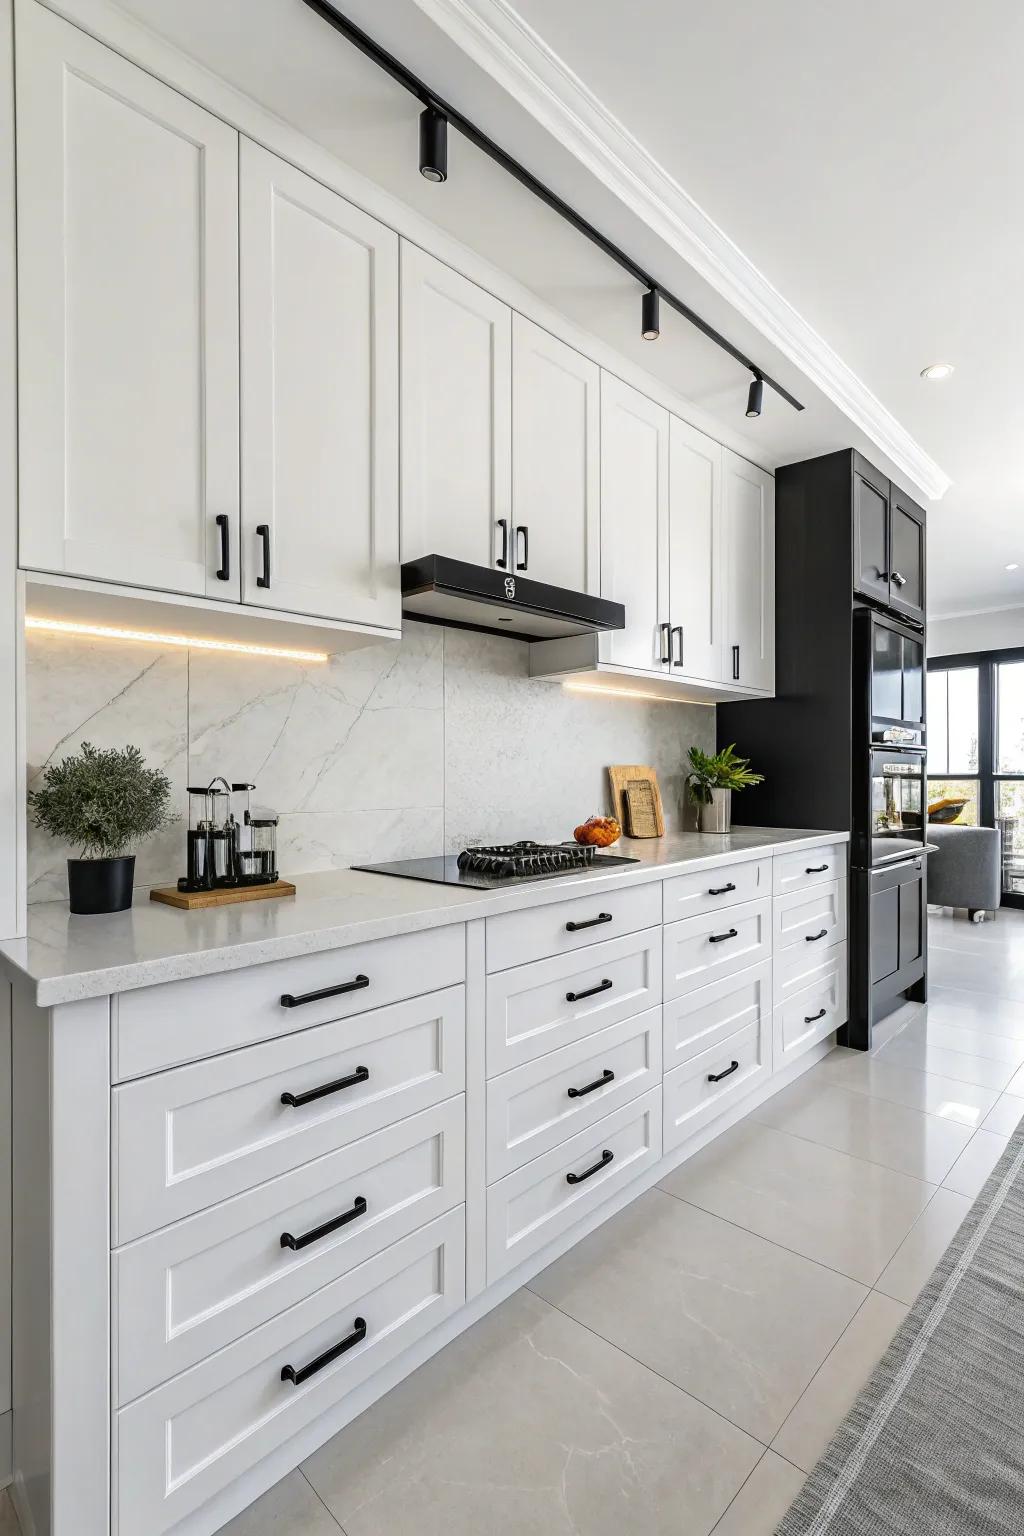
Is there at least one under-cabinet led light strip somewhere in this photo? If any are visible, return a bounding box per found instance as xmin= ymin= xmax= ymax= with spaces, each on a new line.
xmin=25 ymin=616 xmax=329 ymax=663
xmin=562 ymin=679 xmax=713 ymax=705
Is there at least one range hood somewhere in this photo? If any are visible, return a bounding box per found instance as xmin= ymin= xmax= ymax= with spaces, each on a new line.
xmin=401 ymin=556 xmax=625 ymax=642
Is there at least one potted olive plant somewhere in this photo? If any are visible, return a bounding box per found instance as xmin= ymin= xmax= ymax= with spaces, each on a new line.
xmin=28 ymin=742 xmax=176 ymax=914
xmin=686 ymin=743 xmax=764 ymax=833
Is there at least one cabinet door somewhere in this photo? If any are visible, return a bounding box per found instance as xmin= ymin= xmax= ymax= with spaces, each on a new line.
xmin=853 ymin=470 xmax=891 ymax=607
xmin=722 ymin=451 xmax=774 ymax=691
xmin=400 ymin=244 xmax=511 ymax=568
xmin=512 ymin=316 xmax=599 ymax=591
xmin=889 ymin=486 xmax=926 ymax=625
xmin=239 ymin=142 xmax=399 ymax=627
xmin=16 ymin=3 xmax=239 ymax=598
xmin=668 ymin=416 xmax=723 ymax=681
xmin=599 ymin=373 xmax=669 ymax=671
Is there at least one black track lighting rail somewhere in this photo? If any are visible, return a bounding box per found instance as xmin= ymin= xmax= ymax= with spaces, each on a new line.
xmin=298 ymin=0 xmax=805 ymax=412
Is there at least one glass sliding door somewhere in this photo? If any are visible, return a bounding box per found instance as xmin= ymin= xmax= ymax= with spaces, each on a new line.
xmin=995 ymin=660 xmax=1024 ymax=898
xmin=926 ymin=664 xmax=980 ymax=826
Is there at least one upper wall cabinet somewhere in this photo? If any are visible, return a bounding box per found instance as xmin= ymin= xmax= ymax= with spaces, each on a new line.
xmin=668 ymin=417 xmax=723 ymax=683
xmin=239 ymin=142 xmax=399 ymax=627
xmin=400 ymin=245 xmax=512 ymax=569
xmin=853 ymin=455 xmax=926 ymax=626
xmin=16 ymin=3 xmax=240 ymax=600
xmin=722 ymin=451 xmax=775 ymax=692
xmin=888 ymin=484 xmax=926 ymax=626
xmin=599 ymin=374 xmax=670 ymax=671
xmin=512 ymin=317 xmax=599 ymax=592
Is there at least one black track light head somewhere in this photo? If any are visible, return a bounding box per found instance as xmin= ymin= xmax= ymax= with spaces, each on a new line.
xmin=419 ymin=106 xmax=448 ymax=183
xmin=641 ymin=287 xmax=660 ymax=340
xmin=746 ymin=372 xmax=764 ymax=418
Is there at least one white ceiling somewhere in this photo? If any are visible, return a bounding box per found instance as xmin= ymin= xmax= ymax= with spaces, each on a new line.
xmin=109 ymin=0 xmax=1024 ymax=616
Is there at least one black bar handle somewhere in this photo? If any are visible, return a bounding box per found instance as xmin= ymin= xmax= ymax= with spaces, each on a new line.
xmin=281 ymin=1196 xmax=368 ymax=1252
xmin=566 ymin=912 xmax=612 ymax=933
xmin=805 ymin=928 xmax=829 ymax=943
xmin=732 ymin=643 xmax=740 ymax=680
xmin=281 ymin=1317 xmax=367 ymax=1386
xmin=516 ymin=524 xmax=529 ymax=571
xmin=566 ymin=978 xmax=613 ymax=1003
xmin=281 ymin=975 xmax=370 ymax=1008
xmin=256 ymin=523 xmax=271 ymax=588
xmin=659 ymin=622 xmax=671 ymax=664
xmin=215 ymin=513 xmax=230 ymax=582
xmin=708 ymin=928 xmax=738 ymax=944
xmin=567 ymin=1068 xmax=614 ymax=1099
xmin=671 ymin=625 xmax=684 ymax=667
xmin=707 ymin=1060 xmax=740 ymax=1084
xmin=280 ymin=1065 xmax=369 ymax=1109
xmin=708 ymin=882 xmax=736 ymax=896
xmin=566 ymin=1148 xmax=613 ymax=1185
xmin=804 ymin=1008 xmax=828 ymax=1024
xmin=496 ymin=517 xmax=510 ymax=569
xmin=805 ymin=864 xmax=829 ymax=874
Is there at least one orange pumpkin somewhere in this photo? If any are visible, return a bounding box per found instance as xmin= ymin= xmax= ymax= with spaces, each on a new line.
xmin=573 ymin=815 xmax=621 ymax=848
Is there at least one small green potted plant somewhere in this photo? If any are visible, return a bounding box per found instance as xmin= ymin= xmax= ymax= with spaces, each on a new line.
xmin=686 ymin=743 xmax=764 ymax=833
xmin=28 ymin=742 xmax=176 ymax=914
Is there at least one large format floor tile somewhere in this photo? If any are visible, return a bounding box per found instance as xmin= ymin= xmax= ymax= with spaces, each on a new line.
xmin=220 ymin=1470 xmax=341 ymax=1536
xmin=919 ymin=987 xmax=1024 ymax=1040
xmin=529 ymin=1190 xmax=865 ymax=1444
xmin=659 ymin=1118 xmax=932 ymax=1284
xmin=303 ymin=1289 xmax=761 ymax=1536
xmin=870 ymin=1030 xmax=1017 ymax=1090
xmin=711 ymin=1451 xmax=806 ymax=1536
xmin=813 ymin=1049 xmax=998 ymax=1126
xmin=982 ymin=1094 xmax=1024 ymax=1136
xmin=0 ymin=1493 xmax=21 ymax=1536
xmin=942 ymin=1128 xmax=1011 ymax=1198
xmin=751 ymin=1078 xmax=974 ymax=1183
xmin=874 ymin=1187 xmax=973 ymax=1305
xmin=897 ymin=1015 xmax=1024 ymax=1065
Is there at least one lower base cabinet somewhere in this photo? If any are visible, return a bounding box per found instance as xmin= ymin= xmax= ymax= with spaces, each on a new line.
xmin=773 ymin=945 xmax=847 ymax=1068
xmin=663 ymin=1014 xmax=771 ymax=1154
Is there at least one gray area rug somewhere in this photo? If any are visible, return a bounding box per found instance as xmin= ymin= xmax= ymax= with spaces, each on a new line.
xmin=778 ymin=1120 xmax=1024 ymax=1535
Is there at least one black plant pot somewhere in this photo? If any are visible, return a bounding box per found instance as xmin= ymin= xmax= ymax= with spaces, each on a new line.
xmin=67 ymin=855 xmax=136 ymax=915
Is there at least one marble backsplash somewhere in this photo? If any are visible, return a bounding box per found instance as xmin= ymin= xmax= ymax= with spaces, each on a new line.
xmin=25 ymin=622 xmax=714 ymax=903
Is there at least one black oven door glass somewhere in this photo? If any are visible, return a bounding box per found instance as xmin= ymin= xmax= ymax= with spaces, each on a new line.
xmin=872 ymin=626 xmax=903 ymax=722
xmin=871 ymin=751 xmax=926 ymax=863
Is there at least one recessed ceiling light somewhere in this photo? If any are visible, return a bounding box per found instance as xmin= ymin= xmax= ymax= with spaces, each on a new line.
xmin=920 ymin=362 xmax=955 ymax=381
xmin=1007 ymin=563 xmax=1020 ymax=572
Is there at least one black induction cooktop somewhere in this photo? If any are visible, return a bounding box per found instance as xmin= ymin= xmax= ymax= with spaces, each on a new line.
xmin=354 ymin=841 xmax=640 ymax=890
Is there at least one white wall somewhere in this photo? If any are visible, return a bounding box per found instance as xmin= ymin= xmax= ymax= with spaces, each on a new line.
xmin=928 ymin=606 xmax=1024 ymax=659
xmin=0 ymin=0 xmax=21 ymax=943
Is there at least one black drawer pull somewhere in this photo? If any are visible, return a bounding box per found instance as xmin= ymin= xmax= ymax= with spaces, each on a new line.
xmin=281 ymin=1065 xmax=369 ymax=1108
xmin=567 ymin=1069 xmax=614 ymax=1099
xmin=805 ymin=928 xmax=829 ymax=942
xmin=566 ymin=912 xmax=612 ymax=933
xmin=281 ymin=1317 xmax=367 ymax=1386
xmin=566 ymin=978 xmax=613 ymax=1003
xmin=707 ymin=1060 xmax=740 ymax=1084
xmin=280 ymin=1196 xmax=368 ymax=1252
xmin=805 ymin=864 xmax=829 ymax=874
xmin=804 ymin=1008 xmax=828 ymax=1024
xmin=708 ymin=928 xmax=738 ymax=944
xmin=280 ymin=975 xmax=370 ymax=1008
xmin=708 ymin=882 xmax=736 ymax=896
xmin=566 ymin=1149 xmax=614 ymax=1185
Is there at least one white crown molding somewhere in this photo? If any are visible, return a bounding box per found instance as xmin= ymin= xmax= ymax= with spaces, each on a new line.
xmin=929 ymin=600 xmax=1024 ymax=622
xmin=413 ymin=0 xmax=952 ymax=502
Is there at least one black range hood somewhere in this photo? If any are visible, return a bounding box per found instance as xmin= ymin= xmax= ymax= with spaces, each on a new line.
xmin=401 ymin=555 xmax=625 ymax=642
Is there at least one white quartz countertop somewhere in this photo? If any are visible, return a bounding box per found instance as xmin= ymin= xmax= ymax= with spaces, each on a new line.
xmin=0 ymin=827 xmax=849 ymax=1007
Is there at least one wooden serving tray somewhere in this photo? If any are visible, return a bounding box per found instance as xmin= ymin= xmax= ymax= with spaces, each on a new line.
xmin=150 ymin=880 xmax=296 ymax=910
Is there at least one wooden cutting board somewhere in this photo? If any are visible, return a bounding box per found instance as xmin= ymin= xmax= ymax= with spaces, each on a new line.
xmin=607 ymin=765 xmax=665 ymax=838
xmin=150 ymin=879 xmax=296 ymax=910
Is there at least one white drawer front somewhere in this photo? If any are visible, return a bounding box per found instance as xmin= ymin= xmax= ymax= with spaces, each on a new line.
xmin=486 ymin=1007 xmax=661 ymax=1182
xmin=663 ymin=1016 xmax=771 ymax=1154
xmin=774 ymin=878 xmax=846 ymax=954
xmin=773 ymin=841 xmax=847 ymax=898
xmin=485 ymin=880 xmax=661 ymax=973
xmin=775 ymin=925 xmax=850 ymax=999
xmin=114 ymin=923 xmax=466 ymax=1079
xmin=486 ymin=927 xmax=662 ymax=1075
xmin=113 ymin=1097 xmax=466 ymax=1405
xmin=664 ymin=960 xmax=772 ymax=1073
xmin=486 ymin=1090 xmax=661 ymax=1284
xmin=113 ymin=986 xmax=466 ymax=1243
xmin=662 ymin=857 xmax=770 ymax=924
xmin=115 ymin=1210 xmax=465 ymax=1536
xmin=663 ymin=899 xmax=771 ymax=1001
xmin=774 ymin=947 xmax=847 ymax=1066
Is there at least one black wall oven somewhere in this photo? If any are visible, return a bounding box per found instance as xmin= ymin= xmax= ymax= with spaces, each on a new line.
xmin=863 ymin=746 xmax=927 ymax=868
xmin=867 ymin=611 xmax=925 ymax=746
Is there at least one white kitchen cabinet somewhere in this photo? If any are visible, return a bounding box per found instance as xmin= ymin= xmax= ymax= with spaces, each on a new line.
xmin=723 ymin=450 xmax=775 ymax=692
xmin=512 ymin=316 xmax=599 ymax=591
xmin=239 ymin=142 xmax=399 ymax=627
xmin=400 ymin=243 xmax=512 ymax=568
xmin=599 ymin=372 xmax=670 ymax=670
xmin=668 ymin=416 xmax=723 ymax=682
xmin=16 ymin=3 xmax=240 ymax=599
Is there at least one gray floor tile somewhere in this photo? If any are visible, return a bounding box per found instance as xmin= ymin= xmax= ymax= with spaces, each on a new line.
xmin=874 ymin=1187 xmax=973 ymax=1304
xmin=209 ymin=1471 xmax=342 ymax=1536
xmin=812 ymin=1049 xmax=998 ymax=1127
xmin=771 ymin=1292 xmax=907 ymax=1472
xmin=898 ymin=1015 xmax=1024 ymax=1065
xmin=871 ymin=1030 xmax=1017 ymax=1090
xmin=981 ymin=1093 xmax=1024 ymax=1136
xmin=751 ymin=1078 xmax=973 ymax=1183
xmin=659 ymin=1118 xmax=931 ymax=1284
xmin=921 ymin=988 xmax=1024 ymax=1040
xmin=941 ymin=1128 xmax=1011 ymax=1198
xmin=529 ymin=1189 xmax=865 ymax=1444
xmin=303 ymin=1289 xmax=760 ymax=1536
xmin=711 ymin=1451 xmax=805 ymax=1536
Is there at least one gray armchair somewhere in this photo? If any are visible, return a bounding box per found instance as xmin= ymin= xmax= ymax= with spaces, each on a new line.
xmin=926 ymin=824 xmax=1002 ymax=920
